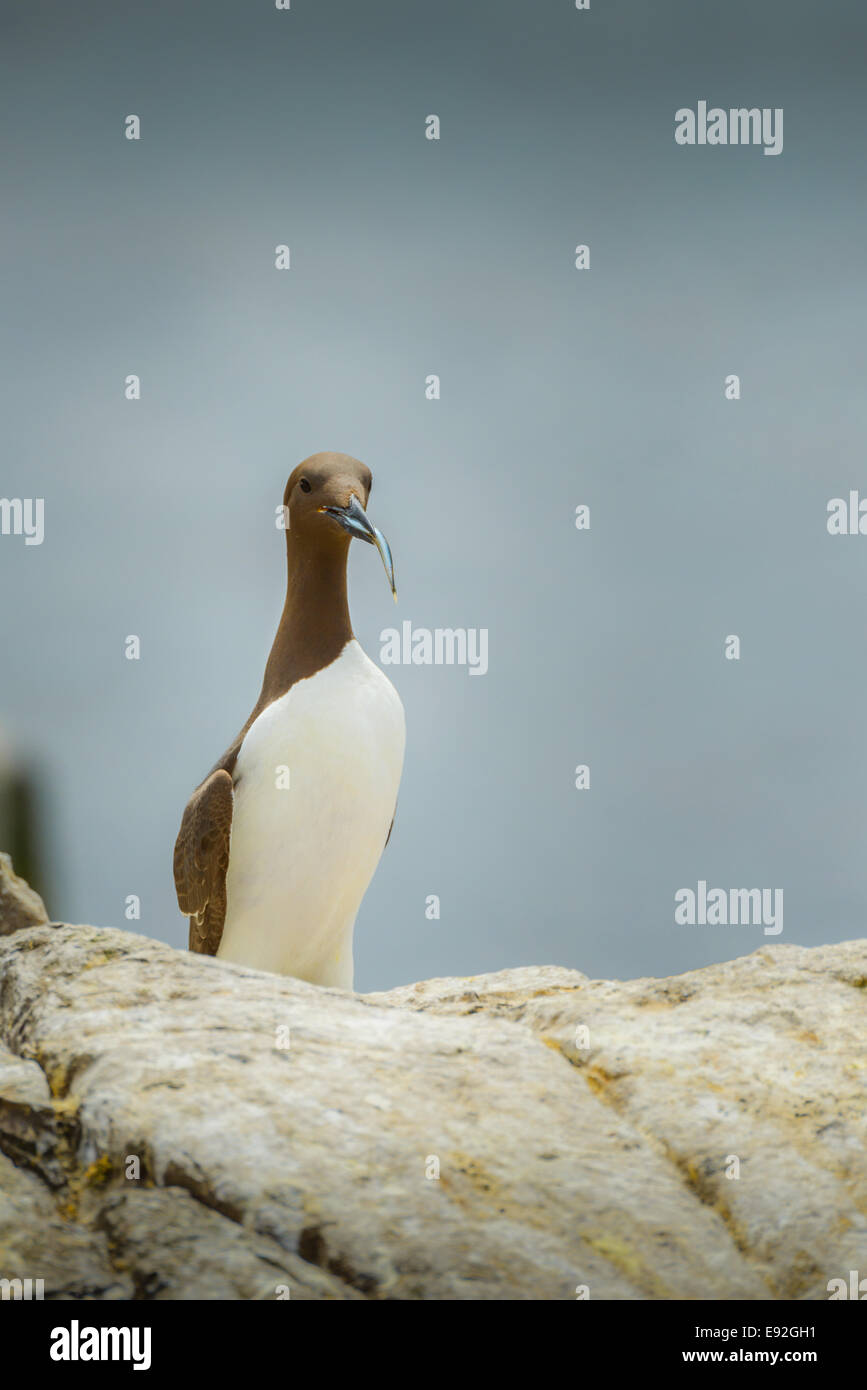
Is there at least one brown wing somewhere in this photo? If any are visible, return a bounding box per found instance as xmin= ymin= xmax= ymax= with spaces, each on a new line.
xmin=173 ymin=768 xmax=234 ymax=956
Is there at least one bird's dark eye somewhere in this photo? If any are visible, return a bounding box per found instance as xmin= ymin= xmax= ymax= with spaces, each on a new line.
xmin=299 ymin=479 xmax=311 ymax=493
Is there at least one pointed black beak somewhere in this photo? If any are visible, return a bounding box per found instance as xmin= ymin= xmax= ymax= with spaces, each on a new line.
xmin=320 ymin=494 xmax=397 ymax=600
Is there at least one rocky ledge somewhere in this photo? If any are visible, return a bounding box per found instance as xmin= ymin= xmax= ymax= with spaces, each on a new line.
xmin=0 ymin=864 xmax=864 ymax=1299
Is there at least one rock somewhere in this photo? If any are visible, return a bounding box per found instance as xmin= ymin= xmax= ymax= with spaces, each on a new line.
xmin=0 ymin=853 xmax=49 ymax=935
xmin=0 ymin=922 xmax=865 ymax=1299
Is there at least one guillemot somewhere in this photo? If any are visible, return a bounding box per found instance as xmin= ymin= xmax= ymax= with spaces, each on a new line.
xmin=173 ymin=452 xmax=405 ymax=989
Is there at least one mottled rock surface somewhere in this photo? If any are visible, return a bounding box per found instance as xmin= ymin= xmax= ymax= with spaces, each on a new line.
xmin=0 ymin=852 xmax=49 ymax=936
xmin=0 ymin=869 xmax=864 ymax=1299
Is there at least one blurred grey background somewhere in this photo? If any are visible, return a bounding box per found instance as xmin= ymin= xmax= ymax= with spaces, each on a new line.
xmin=2 ymin=0 xmax=866 ymax=990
